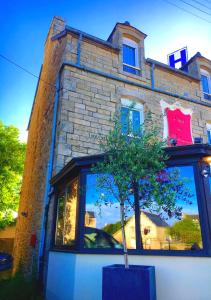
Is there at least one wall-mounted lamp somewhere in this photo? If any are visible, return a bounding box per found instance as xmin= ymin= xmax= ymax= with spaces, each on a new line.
xmin=170 ymin=138 xmax=177 ymax=147
xmin=203 ymin=156 xmax=211 ymax=164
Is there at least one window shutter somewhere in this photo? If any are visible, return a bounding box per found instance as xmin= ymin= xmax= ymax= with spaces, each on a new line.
xmin=121 ymin=107 xmax=129 ymax=134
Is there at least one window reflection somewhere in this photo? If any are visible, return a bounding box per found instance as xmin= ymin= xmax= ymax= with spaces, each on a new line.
xmin=85 ymin=174 xmax=135 ymax=249
xmin=55 ymin=193 xmax=65 ymax=245
xmin=139 ymin=166 xmax=203 ymax=250
xmin=85 ymin=167 xmax=203 ymax=251
xmin=55 ymin=179 xmax=78 ymax=246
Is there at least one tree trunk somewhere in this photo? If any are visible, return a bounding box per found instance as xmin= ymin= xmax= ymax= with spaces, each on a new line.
xmin=133 ymin=182 xmax=143 ymax=249
xmin=120 ymin=201 xmax=129 ymax=269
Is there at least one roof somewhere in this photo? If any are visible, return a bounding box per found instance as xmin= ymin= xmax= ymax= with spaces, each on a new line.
xmin=107 ymin=21 xmax=147 ymax=42
xmin=86 ymin=211 xmax=95 ymax=218
xmin=147 ymin=58 xmax=200 ymax=81
xmin=143 ymin=211 xmax=169 ymax=227
xmin=180 ymin=52 xmax=202 ymax=71
xmin=51 ymin=25 xmax=120 ymax=51
xmin=180 ymin=52 xmax=211 ymax=71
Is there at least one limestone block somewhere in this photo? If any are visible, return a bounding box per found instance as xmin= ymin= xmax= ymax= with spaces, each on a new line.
xmin=60 ymin=120 xmax=74 ymax=133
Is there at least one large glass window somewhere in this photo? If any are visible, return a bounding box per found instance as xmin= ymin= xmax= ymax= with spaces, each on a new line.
xmin=55 ymin=178 xmax=78 ymax=247
xmin=84 ymin=173 xmax=135 ymax=249
xmin=84 ymin=166 xmax=203 ymax=252
xmin=138 ymin=166 xmax=203 ymax=250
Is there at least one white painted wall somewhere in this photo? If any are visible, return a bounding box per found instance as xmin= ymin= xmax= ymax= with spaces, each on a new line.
xmin=46 ymin=251 xmax=211 ymax=300
xmin=46 ymin=252 xmax=76 ymax=300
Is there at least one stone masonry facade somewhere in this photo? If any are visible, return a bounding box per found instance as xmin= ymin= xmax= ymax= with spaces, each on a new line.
xmin=13 ymin=16 xmax=211 ymax=272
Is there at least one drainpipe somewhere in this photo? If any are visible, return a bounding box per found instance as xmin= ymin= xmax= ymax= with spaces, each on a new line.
xmin=151 ymin=63 xmax=155 ymax=89
xmin=37 ymin=73 xmax=61 ymax=282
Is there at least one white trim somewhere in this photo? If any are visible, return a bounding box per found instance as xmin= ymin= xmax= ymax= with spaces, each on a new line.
xmin=122 ymin=63 xmax=141 ymax=70
xmin=160 ymin=100 xmax=193 ymax=142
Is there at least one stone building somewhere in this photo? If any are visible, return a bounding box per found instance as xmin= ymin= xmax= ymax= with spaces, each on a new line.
xmin=13 ymin=16 xmax=211 ymax=300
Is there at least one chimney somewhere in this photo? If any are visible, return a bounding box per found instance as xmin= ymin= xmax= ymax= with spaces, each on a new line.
xmin=45 ymin=16 xmax=65 ymax=44
xmin=51 ymin=16 xmax=65 ymax=36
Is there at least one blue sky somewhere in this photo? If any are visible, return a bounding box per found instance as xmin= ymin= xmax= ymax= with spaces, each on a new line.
xmin=0 ymin=0 xmax=210 ymax=141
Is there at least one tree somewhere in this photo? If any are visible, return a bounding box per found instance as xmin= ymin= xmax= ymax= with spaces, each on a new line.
xmin=102 ymin=221 xmax=122 ymax=235
xmin=169 ymin=215 xmax=202 ymax=247
xmin=0 ymin=121 xmax=26 ymax=229
xmin=93 ymin=110 xmax=192 ymax=268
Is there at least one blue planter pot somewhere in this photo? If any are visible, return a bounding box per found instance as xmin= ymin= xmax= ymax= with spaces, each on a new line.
xmin=102 ymin=264 xmax=156 ymax=300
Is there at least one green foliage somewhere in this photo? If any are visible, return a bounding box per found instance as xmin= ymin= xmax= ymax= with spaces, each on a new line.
xmin=93 ymin=111 xmax=189 ymax=220
xmin=0 ymin=121 xmax=26 ymax=228
xmin=93 ymin=108 xmax=192 ymax=257
xmin=0 ymin=271 xmax=43 ymax=300
xmin=102 ymin=221 xmax=122 ymax=235
xmin=169 ymin=215 xmax=202 ymax=246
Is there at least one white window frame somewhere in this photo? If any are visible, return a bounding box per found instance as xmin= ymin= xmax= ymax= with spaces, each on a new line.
xmin=201 ymin=69 xmax=211 ymax=99
xmin=121 ymin=98 xmax=144 ymax=136
xmin=122 ymin=37 xmax=140 ymax=71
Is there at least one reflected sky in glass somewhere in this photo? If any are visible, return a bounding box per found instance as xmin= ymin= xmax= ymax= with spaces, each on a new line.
xmin=86 ymin=174 xmax=134 ymax=229
xmin=85 ymin=165 xmax=200 ymax=228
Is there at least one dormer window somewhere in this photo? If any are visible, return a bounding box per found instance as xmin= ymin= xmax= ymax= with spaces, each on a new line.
xmin=201 ymin=70 xmax=211 ymax=100
xmin=122 ymin=38 xmax=140 ymax=76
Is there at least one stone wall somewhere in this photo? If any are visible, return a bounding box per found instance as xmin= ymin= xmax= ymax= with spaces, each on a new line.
xmin=13 ymin=17 xmax=66 ymax=272
xmin=54 ymin=61 xmax=211 ymax=173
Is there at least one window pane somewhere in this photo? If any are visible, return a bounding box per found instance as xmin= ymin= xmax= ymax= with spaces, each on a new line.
xmin=139 ymin=166 xmax=203 ymax=251
xmin=123 ymin=44 xmax=135 ymax=66
xmin=207 ymin=130 xmax=211 ymax=144
xmin=121 ymin=107 xmax=129 ymax=134
xmin=123 ymin=65 xmax=140 ymax=76
xmin=55 ymin=193 xmax=65 ymax=245
xmin=55 ymin=179 xmax=78 ymax=247
xmin=85 ymin=174 xmax=135 ymax=249
xmin=121 ymin=106 xmax=143 ymax=136
xmin=63 ymin=180 xmax=78 ymax=245
xmin=201 ymin=75 xmax=210 ymax=94
xmin=132 ymin=110 xmax=141 ymax=135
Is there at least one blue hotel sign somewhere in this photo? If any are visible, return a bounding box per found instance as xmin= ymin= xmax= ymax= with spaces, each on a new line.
xmin=167 ymin=47 xmax=188 ymax=69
